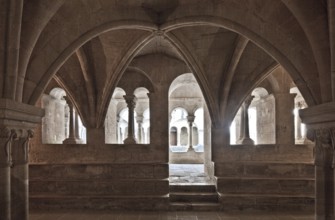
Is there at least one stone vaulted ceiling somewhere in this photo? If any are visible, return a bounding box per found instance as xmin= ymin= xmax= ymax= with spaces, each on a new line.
xmin=10 ymin=0 xmax=331 ymax=128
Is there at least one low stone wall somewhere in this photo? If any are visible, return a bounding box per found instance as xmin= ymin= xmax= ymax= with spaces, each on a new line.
xmin=214 ymin=144 xmax=315 ymax=211
xmin=29 ymin=143 xmax=170 ymax=210
xmin=169 ymin=151 xmax=204 ymax=164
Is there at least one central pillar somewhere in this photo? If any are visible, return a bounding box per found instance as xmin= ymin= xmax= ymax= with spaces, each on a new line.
xmin=187 ymin=115 xmax=195 ymax=151
xmin=237 ymin=95 xmax=254 ymax=145
xmin=123 ymin=95 xmax=137 ymax=144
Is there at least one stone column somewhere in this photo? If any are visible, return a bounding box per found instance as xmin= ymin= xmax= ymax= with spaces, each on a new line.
xmin=136 ymin=115 xmax=143 ymax=144
xmin=300 ymin=102 xmax=335 ymax=220
xmin=63 ymin=97 xmax=83 ymax=144
xmin=0 ymin=128 xmax=16 ymax=220
xmin=275 ymin=93 xmax=296 ymax=144
xmin=74 ymin=111 xmax=80 ymax=140
xmin=123 ymin=95 xmax=137 ymax=144
xmin=0 ymin=99 xmax=44 ymax=220
xmin=116 ymin=116 xmax=121 ymax=144
xmin=177 ymin=127 xmax=181 ymax=146
xmin=11 ymin=130 xmax=33 ymax=220
xmin=237 ymin=95 xmax=254 ymax=145
xmin=187 ymin=115 xmax=195 ymax=151
xmin=295 ymin=109 xmax=302 ymax=140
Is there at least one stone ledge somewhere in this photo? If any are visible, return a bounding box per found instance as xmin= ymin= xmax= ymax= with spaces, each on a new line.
xmin=0 ymin=98 xmax=44 ymax=125
xmin=300 ymin=101 xmax=335 ymax=125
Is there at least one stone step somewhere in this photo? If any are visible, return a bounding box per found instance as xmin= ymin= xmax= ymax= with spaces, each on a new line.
xmin=216 ymin=177 xmax=314 ymax=195
xmin=29 ymin=194 xmax=169 ymax=210
xmin=169 ymin=184 xmax=216 ymax=193
xmin=169 ymin=202 xmax=221 ymax=211
xmin=29 ymin=163 xmax=168 ymax=180
xmin=170 ymin=192 xmax=218 ymax=203
xmin=219 ymin=193 xmax=315 ymax=212
xmin=215 ymin=162 xmax=314 ymax=178
xmin=29 ymin=179 xmax=168 ymax=196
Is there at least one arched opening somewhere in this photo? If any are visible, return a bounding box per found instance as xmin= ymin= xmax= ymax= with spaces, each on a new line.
xmin=41 ymin=87 xmax=86 ymax=144
xmin=134 ymin=87 xmax=150 ymax=144
xmin=290 ymin=87 xmax=309 ymax=144
xmin=105 ymin=87 xmax=126 ymax=144
xmin=105 ymin=87 xmax=150 ymax=144
xmin=230 ymin=86 xmax=276 ymax=145
xmin=170 ymin=126 xmax=178 ymax=146
xmin=168 ymin=73 xmax=213 ymax=185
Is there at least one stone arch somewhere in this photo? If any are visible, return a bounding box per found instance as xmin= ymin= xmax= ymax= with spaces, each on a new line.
xmin=23 ymin=7 xmax=320 ymax=128
xmin=26 ymin=23 xmax=156 ymax=105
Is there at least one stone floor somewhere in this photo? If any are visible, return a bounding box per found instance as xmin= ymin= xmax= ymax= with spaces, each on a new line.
xmin=169 ymin=164 xmax=212 ymax=184
xmin=29 ymin=210 xmax=315 ymax=220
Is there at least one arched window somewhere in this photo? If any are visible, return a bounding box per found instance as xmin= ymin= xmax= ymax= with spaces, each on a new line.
xmin=170 ymin=126 xmax=178 ymax=146
xmin=169 ymin=108 xmax=188 ymax=151
xmin=290 ymin=87 xmax=308 ymax=144
xmin=42 ymin=87 xmax=86 ymax=144
xmin=180 ymin=127 xmax=188 ymax=146
xmin=230 ymin=87 xmax=275 ymax=145
xmin=105 ymin=87 xmax=150 ymax=144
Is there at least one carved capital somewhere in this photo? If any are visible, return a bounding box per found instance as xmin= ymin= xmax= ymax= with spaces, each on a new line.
xmin=0 ymin=126 xmax=17 ymax=167
xmin=243 ymin=95 xmax=255 ymax=109
xmin=313 ymin=128 xmax=335 ymax=168
xmin=187 ymin=115 xmax=195 ymax=124
xmin=23 ymin=130 xmax=34 ymax=163
xmin=123 ymin=95 xmax=137 ymax=110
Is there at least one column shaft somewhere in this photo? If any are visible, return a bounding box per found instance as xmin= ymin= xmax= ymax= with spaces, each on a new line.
xmin=63 ymin=97 xmax=83 ymax=144
xmin=123 ymin=95 xmax=137 ymax=144
xmin=11 ymin=130 xmax=33 ymax=220
xmin=0 ymin=129 xmax=16 ymax=220
xmin=136 ymin=116 xmax=143 ymax=144
xmin=237 ymin=95 xmax=254 ymax=145
xmin=187 ymin=115 xmax=195 ymax=151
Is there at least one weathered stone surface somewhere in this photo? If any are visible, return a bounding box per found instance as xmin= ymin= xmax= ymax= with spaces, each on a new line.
xmin=1 ymin=1 xmax=334 ymax=217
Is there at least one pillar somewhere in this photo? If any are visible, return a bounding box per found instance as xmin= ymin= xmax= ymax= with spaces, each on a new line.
xmin=116 ymin=116 xmax=121 ymax=144
xmin=237 ymin=95 xmax=254 ymax=145
xmin=0 ymin=99 xmax=44 ymax=220
xmin=63 ymin=97 xmax=83 ymax=144
xmin=11 ymin=130 xmax=33 ymax=220
xmin=295 ymin=108 xmax=302 ymax=140
xmin=187 ymin=115 xmax=195 ymax=151
xmin=275 ymin=93 xmax=296 ymax=144
xmin=0 ymin=128 xmax=16 ymax=220
xmin=300 ymin=102 xmax=335 ymax=220
xmin=136 ymin=115 xmax=143 ymax=144
xmin=123 ymin=95 xmax=137 ymax=144
xmin=177 ymin=127 xmax=181 ymax=146
xmin=74 ymin=111 xmax=83 ymax=142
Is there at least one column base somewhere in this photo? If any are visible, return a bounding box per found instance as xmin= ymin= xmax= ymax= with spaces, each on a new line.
xmin=187 ymin=146 xmax=195 ymax=152
xmin=237 ymin=137 xmax=254 ymax=145
xmin=63 ymin=137 xmax=84 ymax=144
xmin=124 ymin=137 xmax=137 ymax=144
